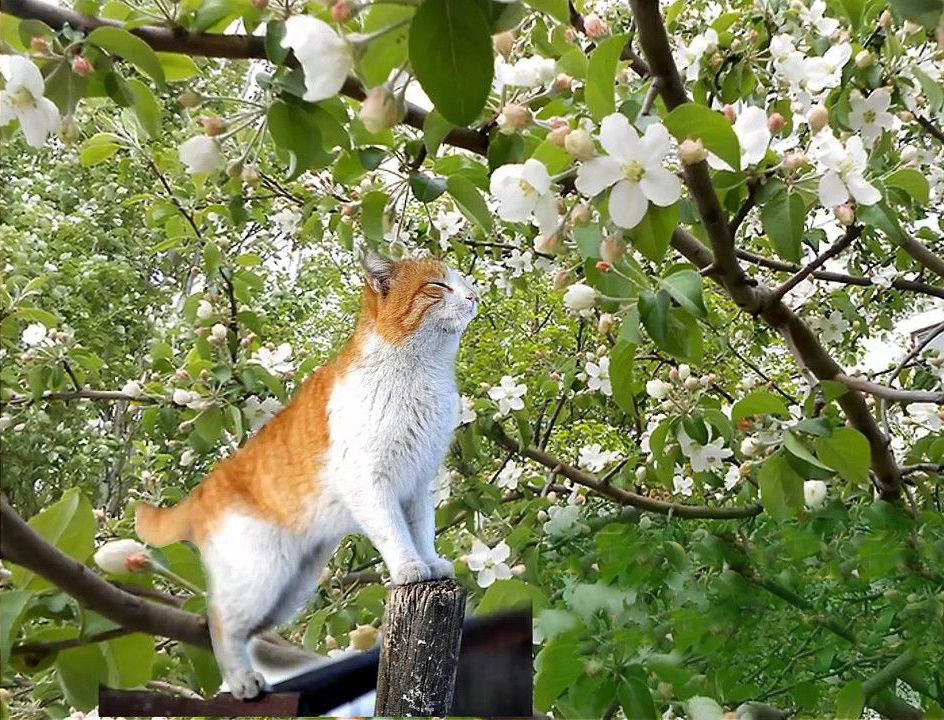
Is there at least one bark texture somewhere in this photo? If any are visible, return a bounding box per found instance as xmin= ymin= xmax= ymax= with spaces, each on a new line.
xmin=374 ymin=579 xmax=466 ymax=716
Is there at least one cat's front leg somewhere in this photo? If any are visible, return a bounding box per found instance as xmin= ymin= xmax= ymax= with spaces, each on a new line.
xmin=347 ymin=480 xmax=431 ymax=585
xmin=404 ymin=486 xmax=454 ymax=580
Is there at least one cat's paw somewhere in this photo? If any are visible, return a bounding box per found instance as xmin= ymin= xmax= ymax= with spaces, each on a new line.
xmin=228 ymin=670 xmax=266 ymax=700
xmin=393 ymin=559 xmax=431 ymax=585
xmin=426 ymin=557 xmax=455 ymax=580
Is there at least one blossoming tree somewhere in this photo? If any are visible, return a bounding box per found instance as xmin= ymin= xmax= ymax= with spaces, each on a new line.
xmin=2 ymin=0 xmax=944 ymax=717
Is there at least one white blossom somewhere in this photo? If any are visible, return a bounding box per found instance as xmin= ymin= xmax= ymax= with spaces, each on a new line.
xmin=805 ymin=43 xmax=851 ymax=95
xmin=673 ymin=29 xmax=718 ymax=82
xmin=870 ymin=265 xmax=897 ymax=288
xmin=273 ymin=208 xmax=302 ymax=235
xmin=803 ymin=480 xmax=828 ymax=509
xmin=435 ymin=210 xmax=465 ymax=250
xmin=907 ymin=402 xmax=942 ymax=430
xmin=689 ymin=437 xmax=733 ymax=472
xmin=466 ymin=539 xmax=512 ymax=588
xmin=22 ymin=323 xmax=48 ymax=346
xmin=813 ymin=134 xmax=880 ymax=208
xmin=563 ymin=283 xmax=597 ymax=312
xmin=585 ymin=356 xmax=612 ymax=396
xmin=724 ymin=465 xmax=740 ymax=490
xmin=488 ymin=375 xmax=527 ymax=416
xmin=646 ymin=379 xmax=672 ymax=399
xmin=707 ymin=106 xmax=770 ymax=171
xmin=800 ymin=0 xmax=839 ymax=36
xmin=497 ymin=460 xmax=523 ymax=490
xmin=489 ymin=159 xmax=558 ymax=235
xmin=579 ymin=443 xmax=619 ymax=472
xmin=543 ymin=504 xmax=581 ymax=536
xmin=121 ymin=380 xmax=142 ymax=398
xmin=506 ymin=249 xmax=533 ymax=277
xmin=673 ymin=473 xmax=694 ymax=497
xmin=281 ymin=16 xmax=353 ymax=103
xmin=848 ymin=88 xmax=894 ymax=146
xmin=575 ymin=114 xmax=681 ymax=229
xmin=0 ymin=55 xmax=61 ymax=148
xmin=458 ymin=395 xmax=476 ymax=425
xmin=243 ymin=395 xmax=283 ymax=432
xmin=495 ymin=55 xmax=556 ymax=89
xmin=94 ymin=539 xmax=150 ymax=574
xmin=178 ymin=136 xmax=222 ymax=175
xmin=811 ymin=310 xmax=849 ymax=343
xmin=433 ymin=467 xmax=457 ymax=506
xmin=196 ymin=299 xmax=213 ymax=320
xmin=250 ymin=343 xmax=294 ymax=375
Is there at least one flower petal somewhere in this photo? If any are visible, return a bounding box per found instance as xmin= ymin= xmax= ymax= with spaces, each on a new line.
xmin=608 ymin=179 xmax=649 ymax=229
xmin=640 ymin=165 xmax=682 ymax=206
xmin=477 ymin=567 xmax=496 ymax=588
xmin=818 ymin=171 xmax=849 ymax=207
xmin=532 ymin=192 xmax=559 ymax=235
xmin=522 ymin=158 xmax=551 ymax=195
xmin=599 ymin=112 xmax=639 ymax=161
xmin=491 ymin=540 xmax=511 ymax=563
xmin=638 ymin=122 xmax=671 ymax=166
xmin=575 ymin=156 xmax=622 ymax=197
xmin=846 ymin=173 xmax=881 ymax=206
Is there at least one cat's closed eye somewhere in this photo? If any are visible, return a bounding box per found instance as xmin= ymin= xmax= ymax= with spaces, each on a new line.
xmin=426 ymin=281 xmax=451 ymax=291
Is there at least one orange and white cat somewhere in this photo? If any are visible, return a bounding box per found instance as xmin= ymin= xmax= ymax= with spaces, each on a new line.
xmin=135 ymin=252 xmax=477 ymax=699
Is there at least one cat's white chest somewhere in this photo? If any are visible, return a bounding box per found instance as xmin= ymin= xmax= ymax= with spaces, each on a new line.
xmin=325 ymin=335 xmax=458 ymax=499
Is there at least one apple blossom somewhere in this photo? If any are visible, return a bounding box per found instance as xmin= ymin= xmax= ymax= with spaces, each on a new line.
xmin=585 ymin=356 xmax=612 ymax=396
xmin=22 ymin=323 xmax=48 ymax=346
xmin=799 ymin=0 xmax=839 ymax=36
xmin=848 ymin=88 xmax=894 ymax=146
xmin=466 ymin=539 xmax=512 ymax=587
xmin=94 ymin=539 xmax=151 ymax=574
xmin=805 ymin=43 xmax=852 ymax=95
xmin=575 ymin=114 xmax=681 ymax=230
xmin=689 ymin=437 xmax=733 ymax=472
xmin=0 ymin=55 xmax=61 ymax=148
xmin=489 ymin=159 xmax=558 ymax=235
xmin=814 ymin=134 xmax=880 ymax=207
xmin=488 ymin=375 xmax=527 ymax=416
xmin=708 ymin=106 xmax=771 ymax=171
xmin=803 ymin=480 xmax=828 ymax=509
xmin=250 ymin=343 xmax=294 ymax=375
xmin=646 ymin=379 xmax=672 ymax=399
xmin=579 ymin=443 xmax=619 ymax=472
xmin=563 ymin=282 xmax=597 ymax=312
xmin=564 ymin=128 xmax=595 ymax=160
xmin=673 ymin=474 xmax=694 ymax=496
xmin=281 ymin=15 xmax=354 ymax=103
xmin=497 ymin=460 xmax=523 ymax=490
xmin=178 ymin=136 xmax=222 ymax=175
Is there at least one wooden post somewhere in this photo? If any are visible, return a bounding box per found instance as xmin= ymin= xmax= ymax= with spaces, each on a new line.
xmin=374 ymin=579 xmax=466 ymax=716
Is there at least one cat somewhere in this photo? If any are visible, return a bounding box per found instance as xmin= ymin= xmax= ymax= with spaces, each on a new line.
xmin=134 ymin=251 xmax=478 ymax=699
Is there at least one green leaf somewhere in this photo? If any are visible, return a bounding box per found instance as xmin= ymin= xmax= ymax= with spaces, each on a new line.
xmin=759 ymin=454 xmax=804 ymax=519
xmin=585 ymin=33 xmax=627 ymax=121
xmin=731 ymin=390 xmax=788 ymax=422
xmin=9 ymin=488 xmax=96 ymax=591
xmin=815 ymin=427 xmax=871 ymax=485
xmin=423 ymin=109 xmax=453 ymax=156
xmin=619 ymin=677 xmax=658 ymax=720
xmin=639 ymin=290 xmax=670 ymax=346
xmin=887 ymin=0 xmax=943 ymax=28
xmin=884 ymin=168 xmax=930 ymax=204
xmin=267 ymin=100 xmax=333 ymax=179
xmin=663 ymin=104 xmax=740 ymax=172
xmin=858 ymin=203 xmax=903 ymax=244
xmin=761 ymin=187 xmax=806 ymax=263
xmin=126 ymin=77 xmax=161 ymax=138
xmin=86 ymin=26 xmax=165 ymax=84
xmin=629 ymin=202 xmax=678 ymax=263
xmin=56 ymin=644 xmax=108 ymax=711
xmin=477 ymin=578 xmax=548 ymax=614
xmin=523 ymin=0 xmax=570 ymax=23
xmin=408 ymin=0 xmax=493 ymax=126
xmin=181 ymin=644 xmax=221 ymax=696
xmin=409 ymin=172 xmax=448 ymax=202
xmin=80 ymin=132 xmax=122 ymax=167
xmin=1 ymin=590 xmax=32 ymax=670
xmin=610 ymin=341 xmax=635 ymax=414
xmin=783 ymin=431 xmax=834 ymax=471
xmin=660 ymin=268 xmax=707 ymax=319
xmin=686 ymin=696 xmax=725 ymax=720
xmin=447 ymin=175 xmax=492 ymax=232
xmin=264 ymin=20 xmax=288 ymax=65
xmin=195 ymin=404 xmax=223 ymax=444
xmin=361 ymin=190 xmax=388 ymax=243
xmin=534 ymin=636 xmax=584 ymax=711
xmin=836 ymin=680 xmax=865 ymax=719
xmin=104 ymin=633 xmax=155 ymax=688
xmin=156 ymin=52 xmax=199 ymax=82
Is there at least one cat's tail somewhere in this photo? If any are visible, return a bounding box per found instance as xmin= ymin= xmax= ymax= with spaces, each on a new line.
xmin=135 ymin=496 xmax=194 ymax=546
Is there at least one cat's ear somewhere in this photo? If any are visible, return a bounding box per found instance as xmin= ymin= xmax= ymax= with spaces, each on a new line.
xmin=361 ymin=250 xmax=395 ymax=296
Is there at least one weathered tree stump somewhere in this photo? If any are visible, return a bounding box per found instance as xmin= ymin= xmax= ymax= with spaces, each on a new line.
xmin=374 ymin=579 xmax=466 ymax=716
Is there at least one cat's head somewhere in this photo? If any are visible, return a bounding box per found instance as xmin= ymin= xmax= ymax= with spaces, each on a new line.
xmin=360 ymin=251 xmax=478 ymax=344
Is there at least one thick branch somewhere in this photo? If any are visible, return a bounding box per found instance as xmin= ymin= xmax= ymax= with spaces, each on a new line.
xmin=3 ymin=389 xmax=157 ymax=406
xmin=3 ymin=0 xmax=488 ymax=154
xmin=491 ymin=425 xmax=763 ymax=519
xmin=769 ymin=225 xmax=862 ymax=305
xmin=901 ymin=235 xmax=944 ymax=282
xmin=834 ymin=374 xmax=944 ymax=404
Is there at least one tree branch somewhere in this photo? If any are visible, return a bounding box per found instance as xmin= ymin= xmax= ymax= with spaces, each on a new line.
xmin=834 ymin=374 xmax=944 ymax=404
xmin=3 ymin=0 xmax=489 ymax=155
xmin=900 ymin=234 xmax=944 ymax=282
xmin=2 ymin=388 xmax=159 ymax=407
xmin=490 ymin=424 xmax=763 ymax=519
xmin=768 ymin=225 xmax=862 ymax=306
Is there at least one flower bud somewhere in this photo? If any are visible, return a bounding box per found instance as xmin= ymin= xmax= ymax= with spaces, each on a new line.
xmin=898 ymin=110 xmax=913 ymax=122
xmin=534 ymin=233 xmax=563 ymax=255
xmin=783 ymin=151 xmax=807 ymax=171
xmin=834 ymin=203 xmax=855 ymax=226
xmin=175 ymin=367 xmax=190 ymax=380
xmin=571 ymin=202 xmax=592 ymax=225
xmin=324 ymin=634 xmax=338 ymax=650
xmin=200 ymin=115 xmax=226 ymax=137
xmin=583 ymin=13 xmax=607 ymax=38
xmin=359 ymin=85 xmax=402 ymax=134
xmin=226 ymin=160 xmax=244 ymax=179
xmin=679 ymin=137 xmax=707 ymax=165
xmin=740 ymin=437 xmax=761 ymax=457
xmin=808 ymin=104 xmax=829 ymax=134
xmin=668 ymin=367 xmax=679 ymax=381
xmin=546 ymin=491 xmax=558 ymax=503
xmin=574 ymin=493 xmax=586 ymax=505
xmin=241 ymin=165 xmax=260 ymax=183
xmin=730 ymin=37 xmax=742 ymax=51
xmin=646 ymin=379 xmax=671 ymax=399
xmin=178 ymin=90 xmax=203 ymax=108
xmin=537 ymin=509 xmax=549 ymax=521
xmin=58 ymin=115 xmax=79 ymax=143
xmin=879 ymin=9 xmax=892 ymax=29
xmin=600 ymin=234 xmax=626 ymax=265
xmin=196 ymin=299 xmax=213 ymax=320
xmin=94 ymin=539 xmax=151 ymax=574
xmin=684 ymin=376 xmax=700 ymax=390
xmin=251 ymin=0 xmax=268 ymax=8
xmin=511 ymin=563 xmax=526 ymax=577
xmin=677 ymin=364 xmax=691 ymax=380
xmin=564 ymin=129 xmax=595 ymax=160
xmin=564 ymin=282 xmax=597 ymax=311
xmin=331 ymin=0 xmax=351 ymax=22
xmin=548 ymin=124 xmax=570 ymax=146
xmin=553 ymin=270 xmax=570 ymax=289
xmin=767 ymin=112 xmax=785 ymax=133
xmin=71 ymin=56 xmax=93 ymax=76
xmin=635 ymin=466 xmax=647 ymax=482
xmin=173 ymin=388 xmax=193 ymax=405
xmin=661 ymin=399 xmax=676 ymax=412
xmin=30 ymin=36 xmax=49 ymax=53
xmin=597 ymin=313 xmax=613 ymax=335
xmin=93 ymin=507 xmax=107 ymax=522
xmin=721 ymin=104 xmax=736 ymax=123
xmin=855 ymin=49 xmax=873 ymax=68
xmin=121 ymin=380 xmax=142 ymax=398
xmin=496 ymin=103 xmax=532 ymax=135
xmin=348 ymin=624 xmax=379 ymax=651
xmin=553 ymin=73 xmax=573 ymax=92
xmin=492 ymin=31 xmax=514 ymax=57
xmin=210 ymin=323 xmax=228 ymax=342
xmin=595 ymin=260 xmax=611 ymax=273
xmin=903 ymin=19 xmax=922 ymax=33
xmin=200 ymin=369 xmax=212 ymax=382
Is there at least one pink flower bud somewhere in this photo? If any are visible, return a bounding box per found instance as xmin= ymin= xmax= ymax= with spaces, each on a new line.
xmin=553 ymin=73 xmax=573 ymax=92
xmin=534 ymin=233 xmax=563 ymax=255
xmin=730 ymin=38 xmax=742 ymax=51
xmin=600 ymin=234 xmax=626 ymax=265
xmin=598 ymin=313 xmax=613 ymax=335
xmin=176 ymin=368 xmax=190 ymax=380
xmin=359 ymin=85 xmax=402 ymax=134
xmin=879 ymin=10 xmax=892 ymax=29
xmin=492 ymin=31 xmax=514 ymax=57
xmin=178 ymin=90 xmax=203 ymax=108
xmin=721 ymin=104 xmax=736 ymax=124
xmin=30 ymin=36 xmax=49 ymax=52
xmin=767 ymin=112 xmax=785 ymax=133
xmin=548 ymin=124 xmax=570 ymax=146
xmin=595 ymin=260 xmax=611 ymax=273
xmin=808 ymin=104 xmax=829 ymax=134
xmin=564 ymin=128 xmax=595 ymax=160
xmin=834 ymin=204 xmax=855 ymax=226
xmin=584 ymin=13 xmax=608 ymax=38
xmin=553 ymin=270 xmax=570 ymax=289
xmin=125 ymin=552 xmax=152 ymax=572
xmin=678 ymin=137 xmax=707 ymax=165
xmin=783 ymin=151 xmax=807 ymax=171
xmin=571 ymin=202 xmax=592 ymax=225
xmin=331 ymin=0 xmax=351 ymax=23
xmin=669 ymin=367 xmax=679 ymax=381
xmin=201 ymin=116 xmax=226 ymax=137
xmin=496 ymin=103 xmax=532 ymax=135
xmin=71 ymin=56 xmax=93 ymax=76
